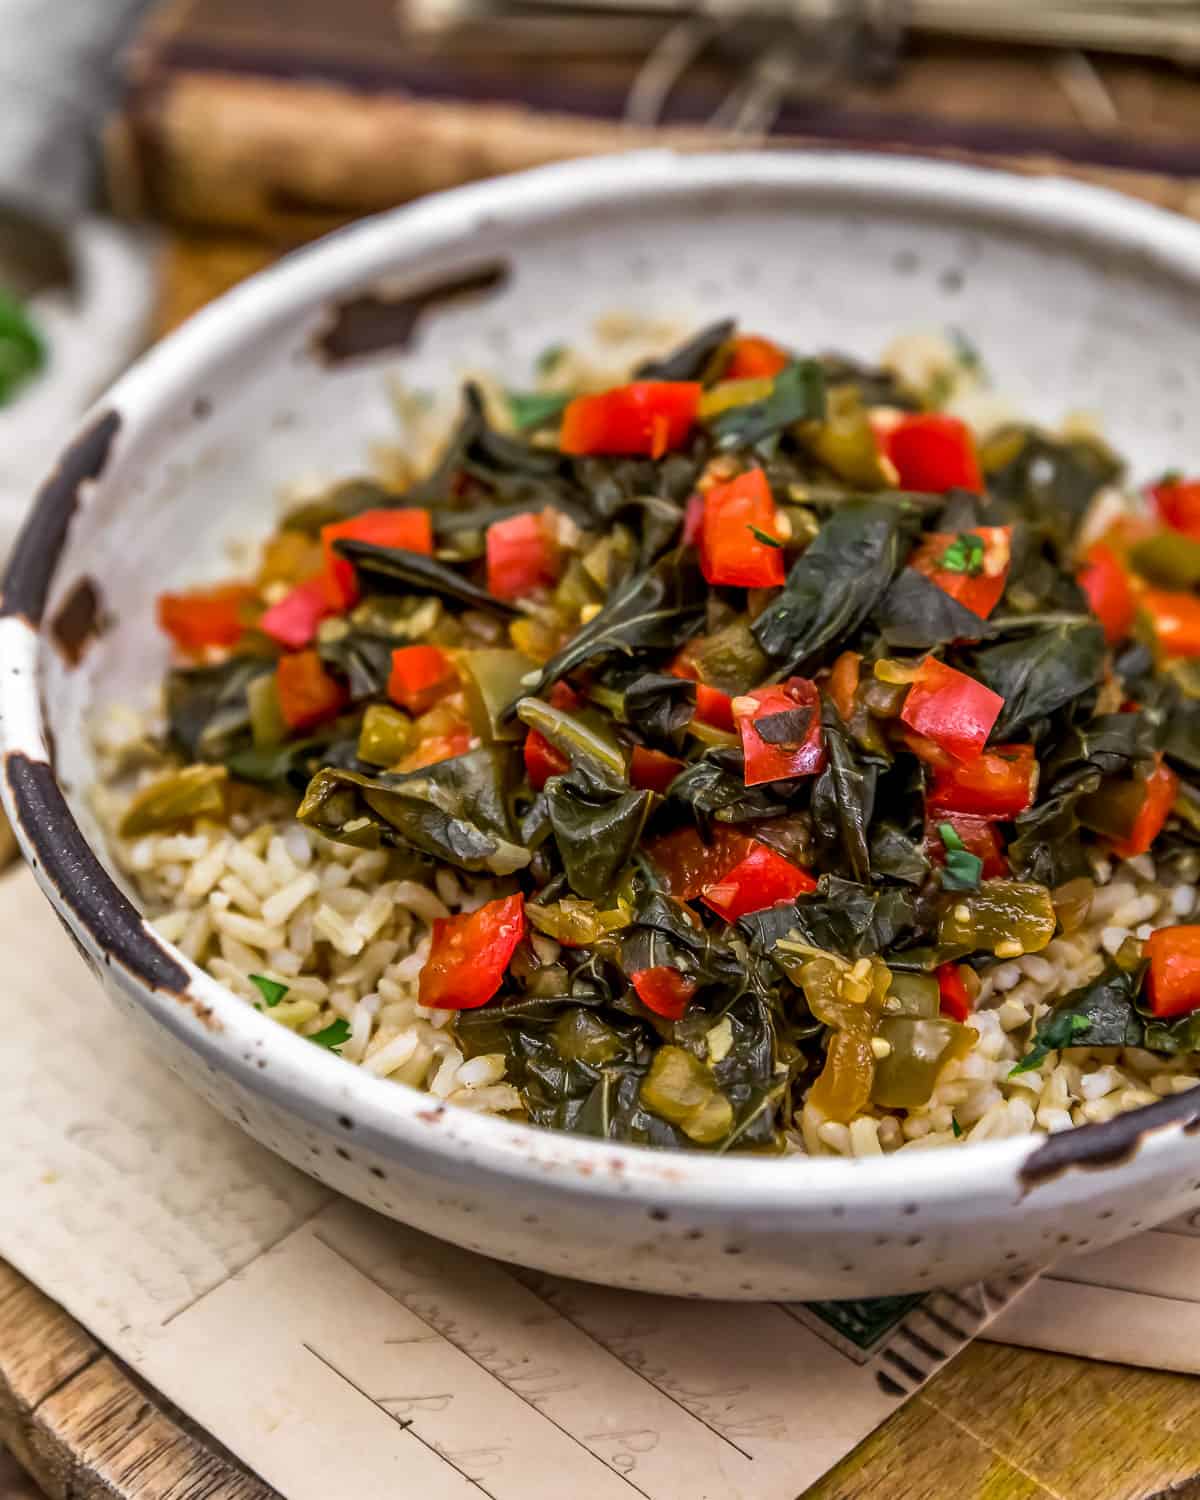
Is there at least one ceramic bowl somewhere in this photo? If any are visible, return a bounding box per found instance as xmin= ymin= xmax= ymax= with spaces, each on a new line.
xmin=5 ymin=151 xmax=1200 ymax=1301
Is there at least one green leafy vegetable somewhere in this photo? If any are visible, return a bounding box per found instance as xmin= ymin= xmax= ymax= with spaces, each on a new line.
xmin=810 ymin=699 xmax=877 ymax=883
xmin=250 ymin=974 xmax=289 ymax=1008
xmin=753 ymin=500 xmax=905 ymax=674
xmin=166 ymin=655 xmax=276 ymax=763
xmin=333 ymin=539 xmax=520 ymax=616
xmin=711 ymin=359 xmax=826 ymax=452
xmin=512 ymin=548 xmax=706 ymax=709
xmin=1011 ymin=964 xmax=1145 ymax=1075
xmin=297 ymin=747 xmax=530 ymax=875
xmin=748 ymin=524 xmax=784 ymax=548
xmin=635 ymin=320 xmax=735 ymax=381
xmin=545 ymin=763 xmax=652 ymax=900
xmin=972 ymin=620 xmax=1106 ymax=738
xmin=874 ymin=568 xmax=991 ymax=650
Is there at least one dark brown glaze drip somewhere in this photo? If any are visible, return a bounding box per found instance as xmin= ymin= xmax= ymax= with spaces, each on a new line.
xmin=1019 ymin=1089 xmax=1200 ymax=1191
xmin=315 ymin=263 xmax=508 ymax=363
xmin=50 ymin=577 xmax=109 ymax=667
xmin=0 ymin=410 xmax=121 ymax=625
xmin=4 ymin=752 xmax=206 ymax=1015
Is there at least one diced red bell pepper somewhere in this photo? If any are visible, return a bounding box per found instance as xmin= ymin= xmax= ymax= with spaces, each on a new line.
xmin=698 ymin=467 xmax=786 ymax=589
xmin=559 ymin=381 xmax=701 ymax=459
xmin=1109 ymin=757 xmax=1179 ymax=858
xmin=701 ymin=840 xmax=817 ymax=922
xmin=829 ymin=650 xmax=861 ymax=724
xmin=899 ymin=657 xmax=1003 ymax=763
xmin=486 ymin=510 xmax=560 ymax=601
xmin=734 ymin=679 xmax=826 ymax=786
xmin=936 ymin=962 xmax=973 ymax=1023
xmin=387 ymin=644 xmax=458 ymax=716
xmin=926 ymin=743 xmax=1038 ymax=819
xmin=724 ymin=334 xmax=789 ymax=380
xmin=258 ymin=575 xmax=331 ymax=650
xmin=909 ymin=526 xmax=1012 ymax=620
xmin=419 ymin=893 xmax=526 ymax=1010
xmin=1152 ymin=477 xmax=1200 ymax=539
xmin=548 ymin=679 xmax=583 ymax=712
xmin=321 ymin=507 xmax=434 ymax=610
xmin=878 ymin=412 xmax=983 ymax=495
xmin=1078 ymin=542 xmax=1136 ymax=646
xmin=524 ymin=728 xmax=570 ymax=790
xmin=1145 ymin=925 xmax=1200 ymax=1018
xmin=275 ymin=649 xmax=348 ymax=732
xmin=1142 ymin=587 xmax=1200 ymax=659
xmin=400 ymin=725 xmax=472 ymax=771
xmin=695 ymin=683 xmax=736 ymax=732
xmin=925 ymin=811 xmax=1008 ymax=880
xmin=157 ymin=583 xmax=257 ymax=653
xmin=666 ymin=647 xmax=736 ymax=732
xmin=630 ymin=966 xmax=697 ymax=1020
xmin=630 ymin=745 xmax=685 ymax=794
xmin=643 ymin=824 xmax=752 ymax=903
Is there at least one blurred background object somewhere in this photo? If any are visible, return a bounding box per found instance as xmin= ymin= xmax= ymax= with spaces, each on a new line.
xmin=111 ymin=0 xmax=1200 ymax=252
xmin=0 ymin=0 xmax=155 ymax=559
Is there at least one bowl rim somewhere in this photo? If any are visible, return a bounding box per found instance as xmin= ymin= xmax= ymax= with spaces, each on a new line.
xmin=5 ymin=146 xmax=1200 ymax=1213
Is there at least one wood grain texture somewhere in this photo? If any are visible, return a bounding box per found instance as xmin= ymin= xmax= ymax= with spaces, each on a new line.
xmin=0 ymin=1262 xmax=274 ymax=1499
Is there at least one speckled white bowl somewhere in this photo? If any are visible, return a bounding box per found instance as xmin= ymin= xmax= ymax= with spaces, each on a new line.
xmin=5 ymin=151 xmax=1200 ymax=1301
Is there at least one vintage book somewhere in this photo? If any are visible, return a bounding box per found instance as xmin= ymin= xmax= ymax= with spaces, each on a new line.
xmin=110 ymin=0 xmax=1200 ymax=242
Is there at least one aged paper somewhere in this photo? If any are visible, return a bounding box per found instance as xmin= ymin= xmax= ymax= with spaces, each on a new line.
xmin=0 ymin=866 xmax=1037 ymax=1496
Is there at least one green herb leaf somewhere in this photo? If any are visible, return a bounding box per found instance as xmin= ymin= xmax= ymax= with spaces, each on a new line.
xmin=938 ymin=822 xmax=983 ymax=891
xmin=748 ymin=524 xmax=784 ymax=548
xmin=938 ymin=533 xmax=985 ymax=576
xmin=309 ymin=1018 xmax=352 ymax=1052
xmin=1010 ymin=1013 xmax=1091 ymax=1075
xmin=0 ymin=291 xmax=45 ymax=407
xmin=951 ymin=1115 xmax=964 ymax=1138
xmin=506 ymin=390 xmax=570 ymax=432
xmin=712 ymin=360 xmax=826 ymax=452
xmin=249 ymin=974 xmax=289 ymax=1008
xmin=1010 ymin=963 xmax=1145 ymax=1075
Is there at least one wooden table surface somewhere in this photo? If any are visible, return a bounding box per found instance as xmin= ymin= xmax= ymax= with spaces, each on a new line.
xmin=3 ymin=231 xmax=1200 ymax=1500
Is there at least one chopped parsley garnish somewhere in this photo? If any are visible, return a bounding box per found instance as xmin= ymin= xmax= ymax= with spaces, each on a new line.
xmin=506 ymin=390 xmax=570 ymax=432
xmin=938 ymin=533 xmax=985 ymax=576
xmin=1010 ymin=1013 xmax=1091 ymax=1076
xmin=951 ymin=1116 xmax=963 ymax=1138
xmin=0 ymin=291 xmax=45 ymax=407
xmin=748 ymin=524 xmax=784 ymax=548
xmin=249 ymin=973 xmax=289 ymax=1008
xmin=308 ymin=1018 xmax=352 ymax=1053
xmin=937 ymin=822 xmax=983 ymax=891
